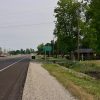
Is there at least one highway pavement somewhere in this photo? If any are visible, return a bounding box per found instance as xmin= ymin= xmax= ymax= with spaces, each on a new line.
xmin=0 ymin=55 xmax=30 ymax=100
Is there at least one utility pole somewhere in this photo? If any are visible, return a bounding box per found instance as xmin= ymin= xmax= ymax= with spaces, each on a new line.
xmin=45 ymin=49 xmax=46 ymax=61
xmin=76 ymin=6 xmax=80 ymax=61
xmin=53 ymin=38 xmax=55 ymax=56
xmin=76 ymin=0 xmax=83 ymax=61
xmin=51 ymin=37 xmax=55 ymax=57
xmin=77 ymin=21 xmax=80 ymax=61
xmin=76 ymin=0 xmax=88 ymax=60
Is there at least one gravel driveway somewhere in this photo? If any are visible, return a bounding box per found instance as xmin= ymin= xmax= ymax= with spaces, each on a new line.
xmin=22 ymin=62 xmax=77 ymax=100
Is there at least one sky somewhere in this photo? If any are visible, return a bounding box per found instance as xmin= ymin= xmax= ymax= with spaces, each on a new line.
xmin=0 ymin=0 xmax=58 ymax=50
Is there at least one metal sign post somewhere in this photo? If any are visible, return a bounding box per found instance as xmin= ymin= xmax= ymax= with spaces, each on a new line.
xmin=43 ymin=46 xmax=52 ymax=61
xmin=45 ymin=48 xmax=46 ymax=61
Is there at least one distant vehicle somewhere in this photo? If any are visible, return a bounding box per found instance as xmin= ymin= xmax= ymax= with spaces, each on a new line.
xmin=0 ymin=54 xmax=7 ymax=57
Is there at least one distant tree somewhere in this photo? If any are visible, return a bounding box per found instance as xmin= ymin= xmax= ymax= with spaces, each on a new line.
xmin=0 ymin=47 xmax=2 ymax=56
xmin=9 ymin=48 xmax=34 ymax=55
xmin=25 ymin=48 xmax=31 ymax=54
xmin=20 ymin=49 xmax=25 ymax=54
xmin=37 ymin=43 xmax=44 ymax=54
xmin=16 ymin=50 xmax=21 ymax=54
xmin=9 ymin=50 xmax=16 ymax=55
xmin=29 ymin=48 xmax=34 ymax=53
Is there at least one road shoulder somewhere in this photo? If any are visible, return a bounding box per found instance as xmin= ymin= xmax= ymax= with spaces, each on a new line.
xmin=22 ymin=62 xmax=76 ymax=100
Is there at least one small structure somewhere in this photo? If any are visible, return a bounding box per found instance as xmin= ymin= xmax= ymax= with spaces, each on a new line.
xmin=74 ymin=48 xmax=94 ymax=60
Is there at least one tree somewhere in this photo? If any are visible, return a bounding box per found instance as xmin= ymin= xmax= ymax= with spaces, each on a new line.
xmin=88 ymin=0 xmax=100 ymax=52
xmin=25 ymin=48 xmax=30 ymax=54
xmin=20 ymin=49 xmax=25 ymax=54
xmin=54 ymin=0 xmax=81 ymax=54
xmin=29 ymin=48 xmax=34 ymax=53
xmin=54 ymin=0 xmax=97 ymax=57
xmin=0 ymin=47 xmax=2 ymax=56
xmin=9 ymin=48 xmax=34 ymax=55
xmin=37 ymin=43 xmax=44 ymax=54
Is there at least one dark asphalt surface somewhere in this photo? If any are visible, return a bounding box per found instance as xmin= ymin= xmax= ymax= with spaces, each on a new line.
xmin=0 ymin=56 xmax=30 ymax=100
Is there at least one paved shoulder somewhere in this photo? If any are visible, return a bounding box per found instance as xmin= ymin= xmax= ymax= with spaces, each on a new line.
xmin=22 ymin=62 xmax=76 ymax=100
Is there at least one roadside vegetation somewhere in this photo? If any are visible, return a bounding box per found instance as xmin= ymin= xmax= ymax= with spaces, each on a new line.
xmin=59 ymin=60 xmax=100 ymax=79
xmin=37 ymin=0 xmax=100 ymax=99
xmin=42 ymin=63 xmax=100 ymax=100
xmin=9 ymin=48 xmax=34 ymax=55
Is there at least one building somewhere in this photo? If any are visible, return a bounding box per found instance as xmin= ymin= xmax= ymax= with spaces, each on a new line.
xmin=74 ymin=48 xmax=95 ymax=60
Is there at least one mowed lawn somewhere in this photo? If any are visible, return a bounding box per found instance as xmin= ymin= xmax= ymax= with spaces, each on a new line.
xmin=42 ymin=61 xmax=100 ymax=100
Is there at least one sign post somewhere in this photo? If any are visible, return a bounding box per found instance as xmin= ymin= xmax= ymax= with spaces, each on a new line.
xmin=43 ymin=46 xmax=52 ymax=61
xmin=45 ymin=48 xmax=46 ymax=61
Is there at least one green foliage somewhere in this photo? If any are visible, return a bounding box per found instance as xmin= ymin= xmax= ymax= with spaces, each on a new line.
xmin=37 ymin=42 xmax=55 ymax=55
xmin=9 ymin=48 xmax=34 ymax=55
xmin=88 ymin=0 xmax=100 ymax=52
xmin=54 ymin=0 xmax=98 ymax=54
xmin=60 ymin=61 xmax=100 ymax=73
xmin=0 ymin=47 xmax=2 ymax=55
xmin=54 ymin=0 xmax=80 ymax=53
xmin=43 ymin=64 xmax=100 ymax=99
xmin=37 ymin=43 xmax=44 ymax=54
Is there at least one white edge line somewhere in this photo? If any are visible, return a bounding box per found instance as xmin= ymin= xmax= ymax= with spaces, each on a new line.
xmin=0 ymin=58 xmax=26 ymax=72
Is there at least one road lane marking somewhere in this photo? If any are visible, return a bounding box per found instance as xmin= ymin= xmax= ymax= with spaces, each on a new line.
xmin=0 ymin=58 xmax=26 ymax=72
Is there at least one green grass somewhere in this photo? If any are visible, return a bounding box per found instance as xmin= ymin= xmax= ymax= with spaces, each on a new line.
xmin=42 ymin=64 xmax=100 ymax=100
xmin=59 ymin=61 xmax=100 ymax=73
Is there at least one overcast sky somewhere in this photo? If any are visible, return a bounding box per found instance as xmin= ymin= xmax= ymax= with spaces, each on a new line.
xmin=0 ymin=0 xmax=58 ymax=50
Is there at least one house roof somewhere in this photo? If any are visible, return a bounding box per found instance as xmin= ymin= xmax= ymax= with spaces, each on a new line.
xmin=74 ymin=48 xmax=93 ymax=53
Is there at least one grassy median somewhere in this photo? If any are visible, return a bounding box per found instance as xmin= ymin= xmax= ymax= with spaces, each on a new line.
xmin=42 ymin=64 xmax=100 ymax=100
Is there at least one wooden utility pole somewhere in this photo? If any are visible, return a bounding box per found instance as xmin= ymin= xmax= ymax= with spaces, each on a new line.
xmin=76 ymin=3 xmax=80 ymax=61
xmin=45 ymin=49 xmax=46 ymax=61
xmin=77 ymin=24 xmax=80 ymax=61
xmin=77 ymin=0 xmax=84 ymax=60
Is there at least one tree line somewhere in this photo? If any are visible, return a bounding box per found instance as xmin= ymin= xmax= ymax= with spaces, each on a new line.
xmin=37 ymin=42 xmax=54 ymax=55
xmin=37 ymin=0 xmax=100 ymax=58
xmin=9 ymin=48 xmax=34 ymax=55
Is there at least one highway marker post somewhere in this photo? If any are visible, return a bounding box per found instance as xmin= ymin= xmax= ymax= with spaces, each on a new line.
xmin=43 ymin=46 xmax=52 ymax=61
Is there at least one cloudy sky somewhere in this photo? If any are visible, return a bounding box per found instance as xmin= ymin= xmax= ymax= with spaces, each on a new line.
xmin=0 ymin=0 xmax=58 ymax=50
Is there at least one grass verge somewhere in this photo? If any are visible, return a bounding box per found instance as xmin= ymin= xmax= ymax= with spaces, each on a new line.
xmin=59 ymin=61 xmax=100 ymax=79
xmin=42 ymin=64 xmax=100 ymax=100
xmin=60 ymin=61 xmax=100 ymax=72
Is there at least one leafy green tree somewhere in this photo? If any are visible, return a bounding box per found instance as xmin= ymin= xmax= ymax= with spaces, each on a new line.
xmin=37 ymin=43 xmax=44 ymax=54
xmin=0 ymin=47 xmax=2 ymax=56
xmin=20 ymin=49 xmax=25 ymax=54
xmin=54 ymin=0 xmax=81 ymax=54
xmin=29 ymin=48 xmax=34 ymax=53
xmin=88 ymin=0 xmax=100 ymax=52
xmin=77 ymin=15 xmax=97 ymax=49
xmin=25 ymin=48 xmax=32 ymax=54
xmin=9 ymin=48 xmax=34 ymax=55
xmin=54 ymin=0 xmax=98 ymax=56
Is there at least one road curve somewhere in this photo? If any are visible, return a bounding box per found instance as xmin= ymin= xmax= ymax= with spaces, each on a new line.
xmin=0 ymin=56 xmax=30 ymax=100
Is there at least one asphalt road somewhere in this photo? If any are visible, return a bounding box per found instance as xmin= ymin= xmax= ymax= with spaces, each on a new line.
xmin=0 ymin=56 xmax=30 ymax=100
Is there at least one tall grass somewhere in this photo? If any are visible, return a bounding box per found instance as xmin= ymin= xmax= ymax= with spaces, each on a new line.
xmin=42 ymin=64 xmax=100 ymax=100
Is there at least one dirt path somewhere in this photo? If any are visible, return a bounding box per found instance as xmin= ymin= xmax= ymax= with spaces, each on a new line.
xmin=22 ymin=62 xmax=77 ymax=100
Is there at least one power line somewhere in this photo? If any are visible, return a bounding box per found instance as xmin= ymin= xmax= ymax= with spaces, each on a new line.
xmin=0 ymin=7 xmax=53 ymax=17
xmin=0 ymin=22 xmax=54 ymax=28
xmin=0 ymin=11 xmax=35 ymax=17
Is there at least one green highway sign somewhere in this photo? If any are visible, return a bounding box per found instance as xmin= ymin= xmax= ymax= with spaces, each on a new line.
xmin=43 ymin=46 xmax=52 ymax=52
